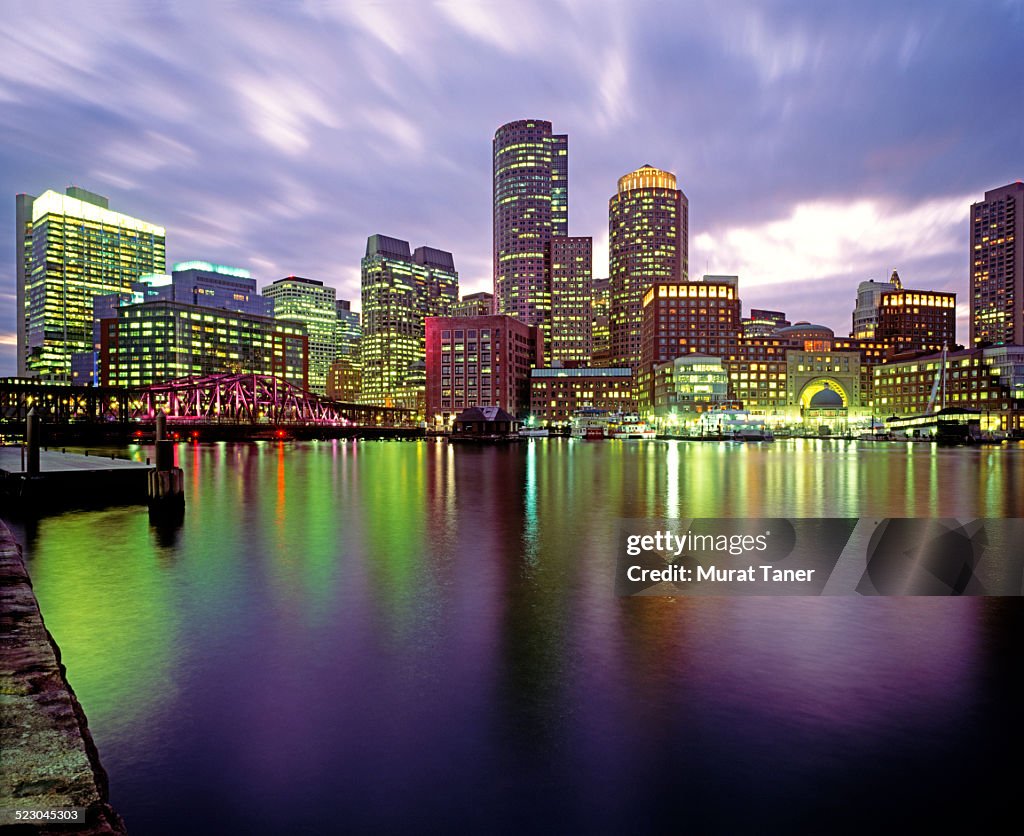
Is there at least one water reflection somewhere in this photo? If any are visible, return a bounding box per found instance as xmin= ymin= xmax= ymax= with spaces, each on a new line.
xmin=7 ymin=439 xmax=1023 ymax=833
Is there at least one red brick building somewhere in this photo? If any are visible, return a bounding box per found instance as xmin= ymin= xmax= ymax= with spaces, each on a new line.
xmin=425 ymin=315 xmax=543 ymax=425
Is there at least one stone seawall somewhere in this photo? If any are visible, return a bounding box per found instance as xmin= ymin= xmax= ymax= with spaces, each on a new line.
xmin=0 ymin=521 xmax=126 ymax=834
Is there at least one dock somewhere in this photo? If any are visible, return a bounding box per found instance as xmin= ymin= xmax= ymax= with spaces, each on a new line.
xmin=0 ymin=447 xmax=152 ymax=510
xmin=0 ymin=521 xmax=127 ymax=832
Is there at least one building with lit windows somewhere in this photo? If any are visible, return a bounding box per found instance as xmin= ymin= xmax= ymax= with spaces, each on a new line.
xmin=15 ymin=187 xmax=166 ymax=380
xmin=852 ymin=271 xmax=901 ymax=339
xmin=970 ymin=182 xmax=1023 ymax=347
xmin=335 ymin=299 xmax=361 ymax=358
xmin=742 ymin=309 xmax=791 ymax=338
xmin=872 ymin=345 xmax=1024 ymax=433
xmin=546 ymin=236 xmax=593 ymax=363
xmin=452 ymin=292 xmax=494 ymax=318
xmin=591 ymin=278 xmax=611 ymax=365
xmin=73 ymin=262 xmax=268 ymax=386
xmin=609 ymin=165 xmax=688 ymax=369
xmin=529 ymin=366 xmax=634 ymax=425
xmin=361 ymin=235 xmax=458 ymax=409
xmin=724 ymin=337 xmax=791 ymax=414
xmin=638 ymin=279 xmax=739 ymax=409
xmin=650 ymin=355 xmax=729 ymax=417
xmin=785 ymin=348 xmax=868 ymax=429
xmin=262 ymin=276 xmax=338 ymax=394
xmin=326 ymin=299 xmax=362 ymax=402
xmin=492 ymin=119 xmax=568 ymax=333
xmin=425 ymin=314 xmax=543 ymax=425
xmin=876 ymin=288 xmax=956 ymax=355
xmin=100 ymin=301 xmax=307 ymax=389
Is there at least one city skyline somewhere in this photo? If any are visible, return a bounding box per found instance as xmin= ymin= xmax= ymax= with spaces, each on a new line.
xmin=2 ymin=1 xmax=1022 ymax=375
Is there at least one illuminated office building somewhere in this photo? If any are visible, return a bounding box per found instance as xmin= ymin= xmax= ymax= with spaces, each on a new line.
xmin=262 ymin=276 xmax=338 ymax=394
xmin=591 ymin=278 xmax=611 ymax=365
xmin=452 ymin=291 xmax=494 ymax=318
xmin=100 ymin=301 xmax=307 ymax=389
xmin=876 ymin=288 xmax=956 ymax=355
xmin=361 ymin=235 xmax=458 ymax=409
xmin=742 ymin=309 xmax=791 ymax=338
xmin=852 ymin=271 xmax=901 ymax=339
xmin=492 ymin=119 xmax=568 ymax=333
xmin=15 ymin=187 xmax=166 ymax=379
xmin=546 ymin=236 xmax=593 ymax=363
xmin=638 ymin=279 xmax=739 ymax=410
xmin=970 ymin=182 xmax=1024 ymax=347
xmin=609 ymin=165 xmax=688 ymax=369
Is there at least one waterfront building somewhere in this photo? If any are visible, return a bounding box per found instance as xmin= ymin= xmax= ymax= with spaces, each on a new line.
xmin=609 ymin=165 xmax=688 ymax=369
xmin=361 ymin=235 xmax=458 ymax=409
xmin=546 ymin=236 xmax=593 ymax=364
xmin=529 ymin=366 xmax=634 ymax=425
xmin=785 ymin=347 xmax=868 ymax=430
xmin=637 ymin=278 xmax=740 ymax=410
xmin=650 ymin=355 xmax=730 ymax=418
xmin=742 ymin=309 xmax=790 ymax=338
xmin=100 ymin=301 xmax=307 ymax=389
xmin=724 ymin=336 xmax=791 ymax=415
xmin=262 ymin=276 xmax=338 ymax=394
xmin=425 ymin=314 xmax=543 ymax=426
xmin=872 ymin=345 xmax=1024 ymax=433
xmin=452 ymin=292 xmax=494 ymax=318
xmin=970 ymin=182 xmax=1024 ymax=346
xmin=15 ymin=187 xmax=166 ymax=380
xmin=875 ymin=288 xmax=956 ymax=355
xmin=851 ymin=271 xmax=901 ymax=339
xmin=492 ymin=119 xmax=568 ymax=332
xmin=591 ymin=278 xmax=611 ymax=365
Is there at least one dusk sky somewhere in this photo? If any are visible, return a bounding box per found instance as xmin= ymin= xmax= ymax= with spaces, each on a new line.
xmin=2 ymin=1 xmax=1021 ymax=375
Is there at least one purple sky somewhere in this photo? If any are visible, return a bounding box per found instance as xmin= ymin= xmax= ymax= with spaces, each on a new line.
xmin=2 ymin=1 xmax=1022 ymax=375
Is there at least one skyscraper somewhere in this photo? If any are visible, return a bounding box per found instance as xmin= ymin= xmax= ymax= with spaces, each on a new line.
xmin=971 ymin=181 xmax=1024 ymax=347
xmin=546 ymin=236 xmax=593 ymax=364
xmin=609 ymin=165 xmax=688 ymax=369
xmin=492 ymin=119 xmax=568 ymax=333
xmin=360 ymin=234 xmax=458 ymax=409
xmin=262 ymin=276 xmax=338 ymax=394
xmin=15 ymin=187 xmax=166 ymax=379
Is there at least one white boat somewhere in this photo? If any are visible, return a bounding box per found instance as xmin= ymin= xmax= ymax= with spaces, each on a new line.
xmin=609 ymin=414 xmax=657 ymax=440
xmin=518 ymin=427 xmax=549 ymax=438
xmin=697 ymin=407 xmax=774 ymax=441
xmin=570 ymin=409 xmax=609 ymax=439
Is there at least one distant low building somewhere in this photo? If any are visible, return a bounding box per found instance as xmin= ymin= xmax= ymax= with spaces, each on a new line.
xmin=529 ymin=366 xmax=634 ymax=425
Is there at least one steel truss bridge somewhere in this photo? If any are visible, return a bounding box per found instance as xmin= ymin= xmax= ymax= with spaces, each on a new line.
xmin=0 ymin=373 xmax=413 ymax=427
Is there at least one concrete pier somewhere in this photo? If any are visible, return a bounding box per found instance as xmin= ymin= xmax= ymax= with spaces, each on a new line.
xmin=0 ymin=448 xmax=151 ymax=511
xmin=0 ymin=522 xmax=127 ymax=833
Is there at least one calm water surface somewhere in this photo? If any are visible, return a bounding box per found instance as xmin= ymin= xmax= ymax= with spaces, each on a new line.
xmin=7 ymin=439 xmax=1024 ymax=833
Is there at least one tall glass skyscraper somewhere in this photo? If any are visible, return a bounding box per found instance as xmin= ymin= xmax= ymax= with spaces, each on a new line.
xmin=15 ymin=187 xmax=166 ymax=379
xmin=492 ymin=119 xmax=568 ymax=334
xmin=360 ymin=235 xmax=458 ymax=409
xmin=608 ymin=165 xmax=688 ymax=369
xmin=262 ymin=276 xmax=339 ymax=394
